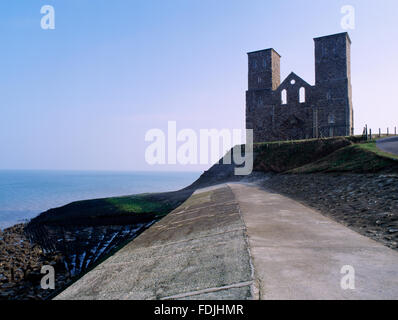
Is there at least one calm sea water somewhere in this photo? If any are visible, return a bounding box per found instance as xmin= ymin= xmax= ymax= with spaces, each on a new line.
xmin=0 ymin=170 xmax=201 ymax=229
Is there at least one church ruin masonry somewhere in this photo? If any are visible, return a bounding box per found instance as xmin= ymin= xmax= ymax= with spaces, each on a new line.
xmin=246 ymin=32 xmax=353 ymax=143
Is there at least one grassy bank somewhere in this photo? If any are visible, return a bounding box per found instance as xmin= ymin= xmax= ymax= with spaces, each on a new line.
xmin=360 ymin=140 xmax=398 ymax=160
xmin=252 ymin=136 xmax=398 ymax=174
xmin=28 ymin=189 xmax=194 ymax=227
xmin=253 ymin=137 xmax=352 ymax=173
xmin=289 ymin=141 xmax=398 ymax=173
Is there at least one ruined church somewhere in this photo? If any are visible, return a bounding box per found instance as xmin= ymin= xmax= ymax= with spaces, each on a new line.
xmin=246 ymin=32 xmax=354 ymax=143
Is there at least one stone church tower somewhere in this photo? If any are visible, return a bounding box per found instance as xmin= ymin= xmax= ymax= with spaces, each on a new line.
xmin=246 ymin=32 xmax=353 ymax=143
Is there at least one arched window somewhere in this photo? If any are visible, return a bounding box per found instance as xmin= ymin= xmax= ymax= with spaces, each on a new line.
xmin=281 ymin=89 xmax=287 ymax=105
xmin=328 ymin=114 xmax=335 ymax=124
xmin=263 ymin=58 xmax=267 ymax=68
xmin=299 ymin=87 xmax=306 ymax=103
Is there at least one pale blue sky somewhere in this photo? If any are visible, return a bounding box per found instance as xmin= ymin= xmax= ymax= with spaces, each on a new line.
xmin=0 ymin=0 xmax=397 ymax=171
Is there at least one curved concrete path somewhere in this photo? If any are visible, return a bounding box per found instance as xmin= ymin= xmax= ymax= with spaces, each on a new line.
xmin=56 ymin=182 xmax=398 ymax=300
xmin=377 ymin=136 xmax=398 ymax=155
xmin=230 ymin=183 xmax=398 ymax=300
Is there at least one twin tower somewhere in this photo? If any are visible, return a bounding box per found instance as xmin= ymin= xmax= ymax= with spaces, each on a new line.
xmin=246 ymin=32 xmax=353 ymax=142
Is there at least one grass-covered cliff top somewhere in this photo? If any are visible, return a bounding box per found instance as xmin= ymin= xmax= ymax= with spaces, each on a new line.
xmin=253 ymin=136 xmax=398 ymax=174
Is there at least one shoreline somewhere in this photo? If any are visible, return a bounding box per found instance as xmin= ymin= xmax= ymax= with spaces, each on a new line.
xmin=0 ymin=170 xmax=201 ymax=231
xmin=0 ymin=164 xmax=240 ymax=300
xmin=0 ymin=187 xmax=198 ymax=300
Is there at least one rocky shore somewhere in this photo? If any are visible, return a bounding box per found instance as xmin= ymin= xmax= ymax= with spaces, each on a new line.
xmin=262 ymin=173 xmax=398 ymax=251
xmin=0 ymin=222 xmax=156 ymax=300
xmin=0 ymin=224 xmax=69 ymax=300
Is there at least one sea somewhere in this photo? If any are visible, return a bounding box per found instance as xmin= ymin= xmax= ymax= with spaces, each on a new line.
xmin=0 ymin=170 xmax=201 ymax=230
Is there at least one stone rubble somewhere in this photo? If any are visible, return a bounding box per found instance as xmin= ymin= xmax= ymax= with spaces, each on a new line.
xmin=0 ymin=224 xmax=70 ymax=300
xmin=0 ymin=222 xmax=155 ymax=300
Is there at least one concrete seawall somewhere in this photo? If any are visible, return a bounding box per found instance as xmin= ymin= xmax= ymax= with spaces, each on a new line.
xmin=56 ymin=182 xmax=398 ymax=300
xmin=55 ymin=184 xmax=255 ymax=300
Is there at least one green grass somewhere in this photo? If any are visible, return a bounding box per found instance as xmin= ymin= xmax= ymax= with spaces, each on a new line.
xmin=251 ymin=136 xmax=398 ymax=174
xmin=359 ymin=141 xmax=398 ymax=160
xmin=29 ymin=189 xmax=194 ymax=226
xmin=253 ymin=137 xmax=352 ymax=173
xmin=105 ymin=195 xmax=175 ymax=216
xmin=289 ymin=142 xmax=398 ymax=173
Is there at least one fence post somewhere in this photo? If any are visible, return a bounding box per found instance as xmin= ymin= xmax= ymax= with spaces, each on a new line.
xmin=369 ymin=129 xmax=372 ymax=140
xmin=379 ymin=128 xmax=381 ymax=137
xmin=395 ymin=127 xmax=396 ymax=135
xmin=387 ymin=127 xmax=389 ymax=136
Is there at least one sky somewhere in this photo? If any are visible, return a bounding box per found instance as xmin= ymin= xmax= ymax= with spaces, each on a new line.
xmin=0 ymin=0 xmax=397 ymax=171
